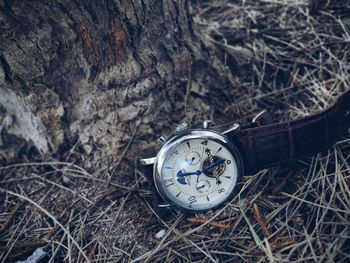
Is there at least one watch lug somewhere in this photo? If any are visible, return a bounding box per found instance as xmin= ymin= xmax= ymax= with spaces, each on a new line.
xmin=203 ymin=120 xmax=211 ymax=129
xmin=139 ymin=156 xmax=156 ymax=165
xmin=252 ymin=109 xmax=271 ymax=126
xmin=222 ymin=123 xmax=240 ymax=135
xmin=175 ymin=122 xmax=188 ymax=133
xmin=157 ymin=136 xmax=167 ymax=146
xmin=158 ymin=202 xmax=171 ymax=208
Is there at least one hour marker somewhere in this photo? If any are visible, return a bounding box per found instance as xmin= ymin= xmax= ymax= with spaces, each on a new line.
xmin=186 ymin=142 xmax=191 ymax=149
xmin=206 ymin=196 xmax=210 ymax=201
xmin=176 ymin=191 xmax=182 ymax=197
xmin=164 ymin=166 xmax=173 ymax=170
xmin=217 ymin=147 xmax=222 ymax=153
xmin=224 ymin=176 xmax=231 ymax=179
xmin=172 ymin=150 xmax=179 ymax=155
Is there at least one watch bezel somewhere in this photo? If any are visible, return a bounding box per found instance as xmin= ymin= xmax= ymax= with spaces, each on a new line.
xmin=153 ymin=128 xmax=244 ymax=213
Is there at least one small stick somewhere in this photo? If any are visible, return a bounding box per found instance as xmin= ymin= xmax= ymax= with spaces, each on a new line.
xmin=0 ymin=203 xmax=20 ymax=235
xmin=253 ymin=203 xmax=271 ymax=238
xmin=188 ymin=217 xmax=231 ymax=229
xmin=272 ymin=171 xmax=293 ymax=194
xmin=270 ymin=240 xmax=295 ymax=250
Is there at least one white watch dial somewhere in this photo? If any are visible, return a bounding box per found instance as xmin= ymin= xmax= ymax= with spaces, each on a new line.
xmin=158 ymin=138 xmax=238 ymax=211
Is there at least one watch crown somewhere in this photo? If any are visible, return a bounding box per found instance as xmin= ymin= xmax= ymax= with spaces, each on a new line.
xmin=203 ymin=120 xmax=211 ymax=129
xmin=175 ymin=122 xmax=188 ymax=133
xmin=157 ymin=136 xmax=167 ymax=146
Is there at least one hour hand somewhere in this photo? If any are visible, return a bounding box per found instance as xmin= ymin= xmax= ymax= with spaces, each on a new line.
xmin=177 ymin=170 xmax=198 ymax=185
xmin=177 ymin=170 xmax=200 ymax=177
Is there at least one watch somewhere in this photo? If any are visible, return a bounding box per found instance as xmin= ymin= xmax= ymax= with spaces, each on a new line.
xmin=139 ymin=90 xmax=350 ymax=212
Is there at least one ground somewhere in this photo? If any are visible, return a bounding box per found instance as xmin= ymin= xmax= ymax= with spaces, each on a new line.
xmin=1 ymin=0 xmax=350 ymax=262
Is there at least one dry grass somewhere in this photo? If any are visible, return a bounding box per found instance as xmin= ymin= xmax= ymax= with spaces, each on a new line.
xmin=1 ymin=0 xmax=350 ymax=262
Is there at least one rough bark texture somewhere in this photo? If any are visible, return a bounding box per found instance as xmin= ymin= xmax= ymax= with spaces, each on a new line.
xmin=1 ymin=0 xmax=237 ymax=167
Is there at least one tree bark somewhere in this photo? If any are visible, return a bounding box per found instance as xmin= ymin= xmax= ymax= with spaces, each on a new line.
xmin=0 ymin=0 xmax=243 ymax=173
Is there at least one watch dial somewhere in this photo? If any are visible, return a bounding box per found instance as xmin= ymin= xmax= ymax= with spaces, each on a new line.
xmin=158 ymin=138 xmax=238 ymax=211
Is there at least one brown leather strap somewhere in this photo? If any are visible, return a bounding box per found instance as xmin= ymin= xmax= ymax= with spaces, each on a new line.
xmin=233 ymin=90 xmax=350 ymax=175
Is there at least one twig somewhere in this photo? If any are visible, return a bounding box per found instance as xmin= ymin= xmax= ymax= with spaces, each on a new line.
xmin=188 ymin=217 xmax=231 ymax=229
xmin=253 ymin=203 xmax=271 ymax=238
xmin=0 ymin=204 xmax=20 ymax=235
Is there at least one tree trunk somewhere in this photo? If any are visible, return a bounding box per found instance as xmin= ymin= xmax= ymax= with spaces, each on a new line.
xmin=0 ymin=0 xmax=238 ymax=168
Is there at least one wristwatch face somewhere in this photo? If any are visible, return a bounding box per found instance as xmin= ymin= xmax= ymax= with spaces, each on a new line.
xmin=154 ymin=130 xmax=243 ymax=212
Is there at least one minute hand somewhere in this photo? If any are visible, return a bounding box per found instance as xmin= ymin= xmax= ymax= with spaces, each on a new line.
xmin=202 ymin=159 xmax=225 ymax=173
xmin=177 ymin=159 xmax=226 ymax=177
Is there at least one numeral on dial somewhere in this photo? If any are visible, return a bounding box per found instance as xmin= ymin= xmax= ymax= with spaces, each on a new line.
xmin=164 ymin=178 xmax=174 ymax=187
xmin=188 ymin=196 xmax=197 ymax=206
xmin=218 ymin=188 xmax=225 ymax=193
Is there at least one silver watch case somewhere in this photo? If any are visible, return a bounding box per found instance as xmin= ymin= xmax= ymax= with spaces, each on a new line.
xmin=153 ymin=128 xmax=244 ymax=212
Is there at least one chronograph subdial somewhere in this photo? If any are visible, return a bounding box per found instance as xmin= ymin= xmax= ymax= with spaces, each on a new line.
xmin=195 ymin=180 xmax=211 ymax=193
xmin=185 ymin=151 xmax=201 ymax=166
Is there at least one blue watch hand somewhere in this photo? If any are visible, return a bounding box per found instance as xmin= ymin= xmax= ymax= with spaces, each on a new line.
xmin=201 ymin=159 xmax=225 ymax=173
xmin=177 ymin=170 xmax=201 ymax=177
xmin=177 ymin=159 xmax=225 ymax=178
xmin=176 ymin=159 xmax=225 ymax=185
xmin=177 ymin=170 xmax=199 ymax=185
xmin=177 ymin=169 xmax=202 ymax=185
